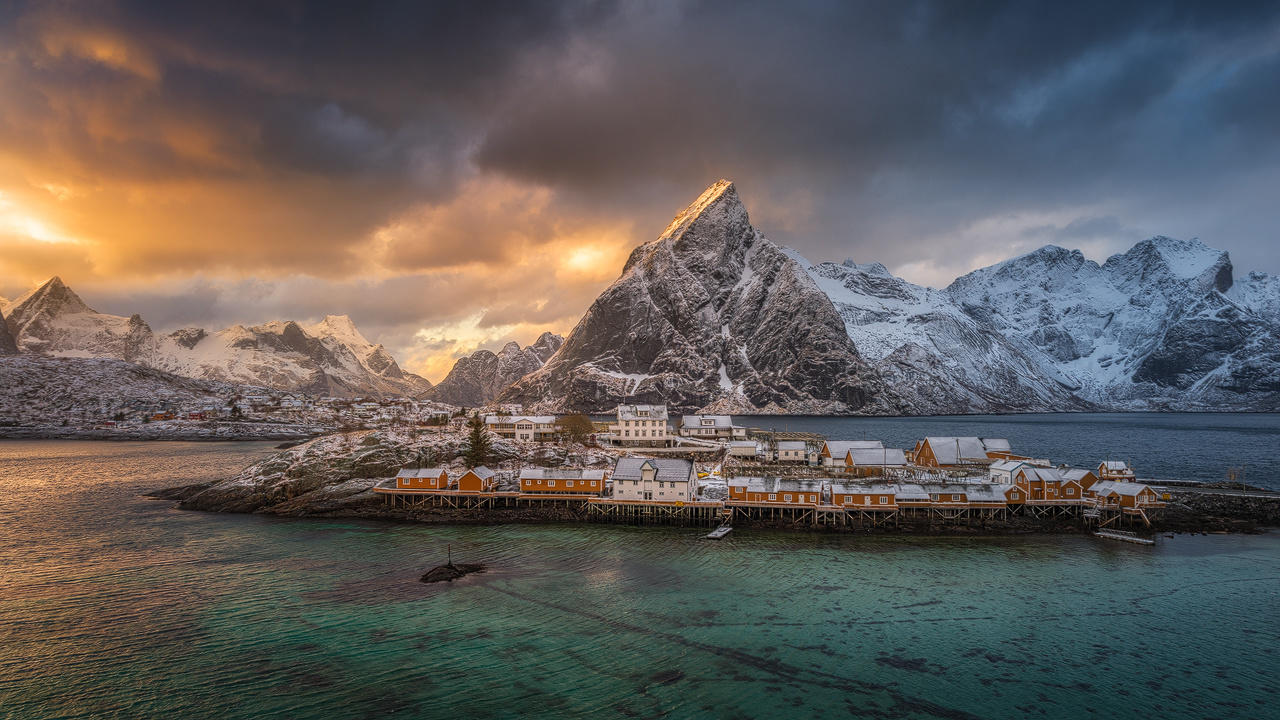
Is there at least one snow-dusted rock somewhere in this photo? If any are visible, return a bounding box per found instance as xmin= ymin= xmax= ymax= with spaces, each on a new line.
xmin=174 ymin=426 xmax=618 ymax=514
xmin=0 ymin=279 xmax=432 ymax=398
xmin=502 ymin=180 xmax=892 ymax=414
xmin=946 ymin=236 xmax=1280 ymax=410
xmin=798 ymin=256 xmax=1089 ymax=413
xmin=428 ymin=332 xmax=563 ymax=406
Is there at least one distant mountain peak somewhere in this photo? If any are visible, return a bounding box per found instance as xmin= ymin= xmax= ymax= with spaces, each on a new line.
xmin=10 ymin=276 xmax=95 ymax=318
xmin=308 ymin=313 xmax=373 ymax=350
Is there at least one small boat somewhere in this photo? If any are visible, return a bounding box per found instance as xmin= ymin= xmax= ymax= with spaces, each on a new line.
xmin=705 ymin=525 xmax=733 ymax=540
xmin=1094 ymin=529 xmax=1155 ymax=545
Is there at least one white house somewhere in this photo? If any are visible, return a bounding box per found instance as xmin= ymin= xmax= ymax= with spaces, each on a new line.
xmin=610 ymin=404 xmax=671 ymax=447
xmin=678 ymin=415 xmax=746 ymax=440
xmin=727 ymin=440 xmax=759 ymax=458
xmin=776 ymin=440 xmax=808 ymax=463
xmin=484 ymin=414 xmax=557 ymax=441
xmin=610 ymin=457 xmax=694 ymax=502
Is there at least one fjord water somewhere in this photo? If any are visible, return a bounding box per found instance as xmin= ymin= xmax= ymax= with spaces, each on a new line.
xmin=1 ymin=437 xmax=1277 ymax=720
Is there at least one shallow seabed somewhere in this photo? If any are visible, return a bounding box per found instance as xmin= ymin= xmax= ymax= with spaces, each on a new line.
xmin=1 ymin=440 xmax=1277 ymax=719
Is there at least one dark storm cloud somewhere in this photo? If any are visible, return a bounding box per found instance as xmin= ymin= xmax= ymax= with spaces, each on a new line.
xmin=474 ymin=0 xmax=1280 ymax=277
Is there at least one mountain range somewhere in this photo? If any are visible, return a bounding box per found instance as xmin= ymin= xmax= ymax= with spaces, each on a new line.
xmin=0 ymin=280 xmax=432 ymax=397
xmin=4 ymin=179 xmax=1277 ymax=413
xmin=426 ymin=332 xmax=564 ymax=407
xmin=505 ymin=180 xmax=1280 ymax=413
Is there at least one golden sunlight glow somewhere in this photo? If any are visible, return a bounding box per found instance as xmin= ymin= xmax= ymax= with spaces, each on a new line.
xmin=0 ymin=192 xmax=78 ymax=244
xmin=565 ymin=244 xmax=607 ymax=272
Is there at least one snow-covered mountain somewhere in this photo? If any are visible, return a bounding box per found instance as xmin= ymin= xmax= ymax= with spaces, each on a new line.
xmin=1 ymin=278 xmax=433 ymax=398
xmin=427 ymin=332 xmax=564 ymax=406
xmin=503 ymin=180 xmax=894 ymax=413
xmin=946 ymin=238 xmax=1280 ymax=410
xmin=797 ymin=257 xmax=1090 ymax=413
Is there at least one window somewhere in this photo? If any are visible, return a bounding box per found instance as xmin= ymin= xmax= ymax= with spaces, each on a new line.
xmin=952 ymin=494 xmax=961 ymax=501
xmin=589 ymin=481 xmax=597 ymax=488
xmin=879 ymin=496 xmax=888 ymax=505
xmin=566 ymin=480 xmax=574 ymax=488
xmin=768 ymin=494 xmax=777 ymax=501
xmin=1066 ymin=488 xmax=1074 ymax=496
xmin=524 ymin=479 xmax=531 ymax=486
xmin=549 ymin=480 xmax=556 ymax=487
xmin=783 ymin=494 xmax=793 ymax=502
xmin=1011 ymin=492 xmax=1020 ymax=500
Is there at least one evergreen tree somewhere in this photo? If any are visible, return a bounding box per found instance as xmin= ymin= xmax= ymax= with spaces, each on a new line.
xmin=463 ymin=414 xmax=491 ymax=468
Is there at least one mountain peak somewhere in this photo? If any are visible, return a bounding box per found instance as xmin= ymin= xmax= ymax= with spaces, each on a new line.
xmin=308 ymin=314 xmax=372 ymax=349
xmin=8 ymin=276 xmax=95 ymax=321
xmin=1106 ymin=235 xmax=1231 ymax=290
xmin=657 ymin=179 xmax=742 ymax=242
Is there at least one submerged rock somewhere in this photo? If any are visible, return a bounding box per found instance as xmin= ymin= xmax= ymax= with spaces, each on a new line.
xmin=420 ymin=563 xmax=486 ymax=583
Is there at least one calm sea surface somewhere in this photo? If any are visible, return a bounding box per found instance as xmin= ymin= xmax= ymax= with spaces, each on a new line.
xmin=1 ymin=436 xmax=1278 ymax=720
xmin=731 ymin=413 xmax=1280 ymax=489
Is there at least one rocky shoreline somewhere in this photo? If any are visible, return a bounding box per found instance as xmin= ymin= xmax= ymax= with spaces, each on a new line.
xmin=154 ymin=427 xmax=1280 ymax=536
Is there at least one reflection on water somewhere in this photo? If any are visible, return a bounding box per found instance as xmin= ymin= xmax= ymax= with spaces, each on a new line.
xmin=1 ymin=440 xmax=1277 ymax=719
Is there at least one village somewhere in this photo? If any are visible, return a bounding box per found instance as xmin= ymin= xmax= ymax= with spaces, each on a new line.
xmin=375 ymin=404 xmax=1168 ymax=538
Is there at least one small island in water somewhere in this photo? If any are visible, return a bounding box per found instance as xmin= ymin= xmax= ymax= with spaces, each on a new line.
xmin=161 ymin=406 xmax=1280 ymax=539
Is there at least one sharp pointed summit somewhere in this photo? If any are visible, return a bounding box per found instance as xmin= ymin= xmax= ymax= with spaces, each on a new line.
xmin=503 ymin=180 xmax=891 ymax=413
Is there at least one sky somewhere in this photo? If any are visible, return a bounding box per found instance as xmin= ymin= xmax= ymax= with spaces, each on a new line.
xmin=1 ymin=0 xmax=1278 ymax=382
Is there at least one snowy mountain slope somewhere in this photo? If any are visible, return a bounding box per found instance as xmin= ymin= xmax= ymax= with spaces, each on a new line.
xmin=1 ymin=278 xmax=432 ymax=398
xmin=796 ymin=256 xmax=1090 ymax=413
xmin=427 ymin=332 xmax=564 ymax=406
xmin=946 ymin=237 xmax=1280 ymax=409
xmin=503 ymin=180 xmax=894 ymax=414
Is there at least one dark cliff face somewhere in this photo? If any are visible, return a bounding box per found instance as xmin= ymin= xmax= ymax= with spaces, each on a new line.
xmin=0 ymin=315 xmax=17 ymax=354
xmin=502 ymin=180 xmax=891 ymax=413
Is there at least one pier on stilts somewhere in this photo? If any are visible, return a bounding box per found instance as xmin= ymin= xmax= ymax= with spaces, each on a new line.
xmin=373 ymin=484 xmax=1156 ymax=532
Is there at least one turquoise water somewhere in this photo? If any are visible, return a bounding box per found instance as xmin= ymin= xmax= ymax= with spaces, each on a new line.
xmin=732 ymin=413 xmax=1280 ymax=489
xmin=1 ymin=440 xmax=1278 ymax=719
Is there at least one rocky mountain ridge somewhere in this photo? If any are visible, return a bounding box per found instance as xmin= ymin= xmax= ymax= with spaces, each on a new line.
xmin=1 ymin=279 xmax=433 ymax=398
xmin=426 ymin=332 xmax=564 ymax=406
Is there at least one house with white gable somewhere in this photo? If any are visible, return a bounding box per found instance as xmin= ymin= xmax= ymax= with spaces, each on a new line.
xmin=484 ymin=414 xmax=557 ymax=441
xmin=610 ymin=457 xmax=695 ymax=502
xmin=609 ymin=404 xmax=671 ymax=447
xmin=678 ymin=414 xmax=746 ymax=441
